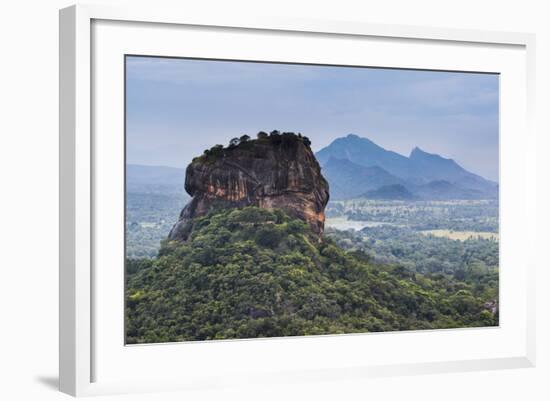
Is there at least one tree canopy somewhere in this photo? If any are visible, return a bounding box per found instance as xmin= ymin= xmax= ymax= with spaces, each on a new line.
xmin=126 ymin=207 xmax=497 ymax=343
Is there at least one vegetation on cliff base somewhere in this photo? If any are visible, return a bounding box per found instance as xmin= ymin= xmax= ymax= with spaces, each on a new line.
xmin=126 ymin=206 xmax=497 ymax=344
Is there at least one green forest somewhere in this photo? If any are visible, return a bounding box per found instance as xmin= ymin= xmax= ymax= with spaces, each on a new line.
xmin=126 ymin=206 xmax=497 ymax=344
xmin=327 ymin=225 xmax=498 ymax=276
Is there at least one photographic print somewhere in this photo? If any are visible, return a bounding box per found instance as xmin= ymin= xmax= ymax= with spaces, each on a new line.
xmin=125 ymin=56 xmax=499 ymax=344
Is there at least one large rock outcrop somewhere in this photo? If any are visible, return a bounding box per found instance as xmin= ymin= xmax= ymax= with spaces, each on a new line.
xmin=168 ymin=132 xmax=330 ymax=241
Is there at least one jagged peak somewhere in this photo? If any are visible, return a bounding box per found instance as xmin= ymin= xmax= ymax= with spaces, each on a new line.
xmin=410 ymin=146 xmax=428 ymax=157
xmin=410 ymin=146 xmax=454 ymax=163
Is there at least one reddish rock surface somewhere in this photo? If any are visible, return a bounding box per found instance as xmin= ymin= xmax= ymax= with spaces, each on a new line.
xmin=168 ymin=133 xmax=330 ymax=241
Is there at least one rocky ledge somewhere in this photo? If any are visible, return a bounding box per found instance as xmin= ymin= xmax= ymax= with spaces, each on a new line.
xmin=168 ymin=131 xmax=330 ymax=241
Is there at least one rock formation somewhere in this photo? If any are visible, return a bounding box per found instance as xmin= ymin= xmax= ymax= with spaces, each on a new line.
xmin=168 ymin=132 xmax=330 ymax=241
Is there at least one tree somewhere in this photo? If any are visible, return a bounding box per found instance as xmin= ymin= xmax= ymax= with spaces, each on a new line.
xmin=302 ymin=136 xmax=311 ymax=146
xmin=240 ymin=134 xmax=250 ymax=143
xmin=209 ymin=144 xmax=224 ymax=157
xmin=257 ymin=131 xmax=268 ymax=139
xmin=255 ymin=225 xmax=284 ymax=248
xmin=126 ymin=205 xmax=499 ymax=343
xmin=229 ymin=137 xmax=240 ymax=147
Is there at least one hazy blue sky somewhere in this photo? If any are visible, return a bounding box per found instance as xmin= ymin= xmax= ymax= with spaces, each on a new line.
xmin=126 ymin=56 xmax=499 ymax=181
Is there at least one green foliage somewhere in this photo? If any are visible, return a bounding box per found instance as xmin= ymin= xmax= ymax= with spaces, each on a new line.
xmin=327 ymin=225 xmax=499 ymax=276
xmin=126 ymin=207 xmax=497 ymax=344
xmin=197 ymin=131 xmax=310 ymax=163
xmin=327 ymin=199 xmax=499 ymax=232
xmin=125 ymin=192 xmax=187 ymax=259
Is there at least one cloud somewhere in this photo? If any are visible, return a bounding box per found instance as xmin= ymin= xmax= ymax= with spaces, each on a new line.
xmin=125 ymin=56 xmax=499 ymax=181
xmin=126 ymin=56 xmax=323 ymax=87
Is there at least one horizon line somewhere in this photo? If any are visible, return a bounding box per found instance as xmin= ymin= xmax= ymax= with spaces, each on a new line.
xmin=127 ymin=133 xmax=498 ymax=183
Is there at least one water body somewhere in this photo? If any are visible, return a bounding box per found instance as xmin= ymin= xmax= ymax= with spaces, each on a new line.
xmin=325 ymin=217 xmax=390 ymax=231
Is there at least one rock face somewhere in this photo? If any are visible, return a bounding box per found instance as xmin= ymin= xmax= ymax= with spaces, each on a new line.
xmin=168 ymin=133 xmax=330 ymax=241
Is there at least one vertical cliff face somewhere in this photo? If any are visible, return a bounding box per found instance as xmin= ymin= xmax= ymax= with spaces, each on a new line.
xmin=168 ymin=133 xmax=330 ymax=241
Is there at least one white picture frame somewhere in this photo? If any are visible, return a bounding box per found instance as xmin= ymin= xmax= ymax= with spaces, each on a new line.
xmin=59 ymin=4 xmax=536 ymax=397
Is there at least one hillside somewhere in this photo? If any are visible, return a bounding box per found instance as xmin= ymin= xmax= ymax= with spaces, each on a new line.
xmin=126 ymin=165 xmax=189 ymax=259
xmin=322 ymin=158 xmax=405 ymax=200
xmin=126 ymin=131 xmax=498 ymax=343
xmin=316 ymin=134 xmax=498 ymax=200
xmin=362 ymin=184 xmax=417 ymax=200
xmin=415 ymin=180 xmax=486 ymax=200
xmin=316 ymin=134 xmax=411 ymax=179
xmin=126 ymin=207 xmax=496 ymax=343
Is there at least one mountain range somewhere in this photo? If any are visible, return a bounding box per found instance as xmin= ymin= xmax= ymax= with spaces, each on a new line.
xmin=316 ymin=134 xmax=498 ymax=200
xmin=127 ymin=134 xmax=498 ymax=202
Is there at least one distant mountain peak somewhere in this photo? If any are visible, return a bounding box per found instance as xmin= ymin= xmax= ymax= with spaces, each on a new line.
xmin=346 ymin=133 xmax=377 ymax=145
xmin=410 ymin=146 xmax=443 ymax=159
xmin=410 ymin=146 xmax=423 ymax=156
xmin=315 ymin=134 xmax=497 ymax=200
xmin=336 ymin=133 xmax=378 ymax=147
xmin=409 ymin=146 xmax=462 ymax=168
